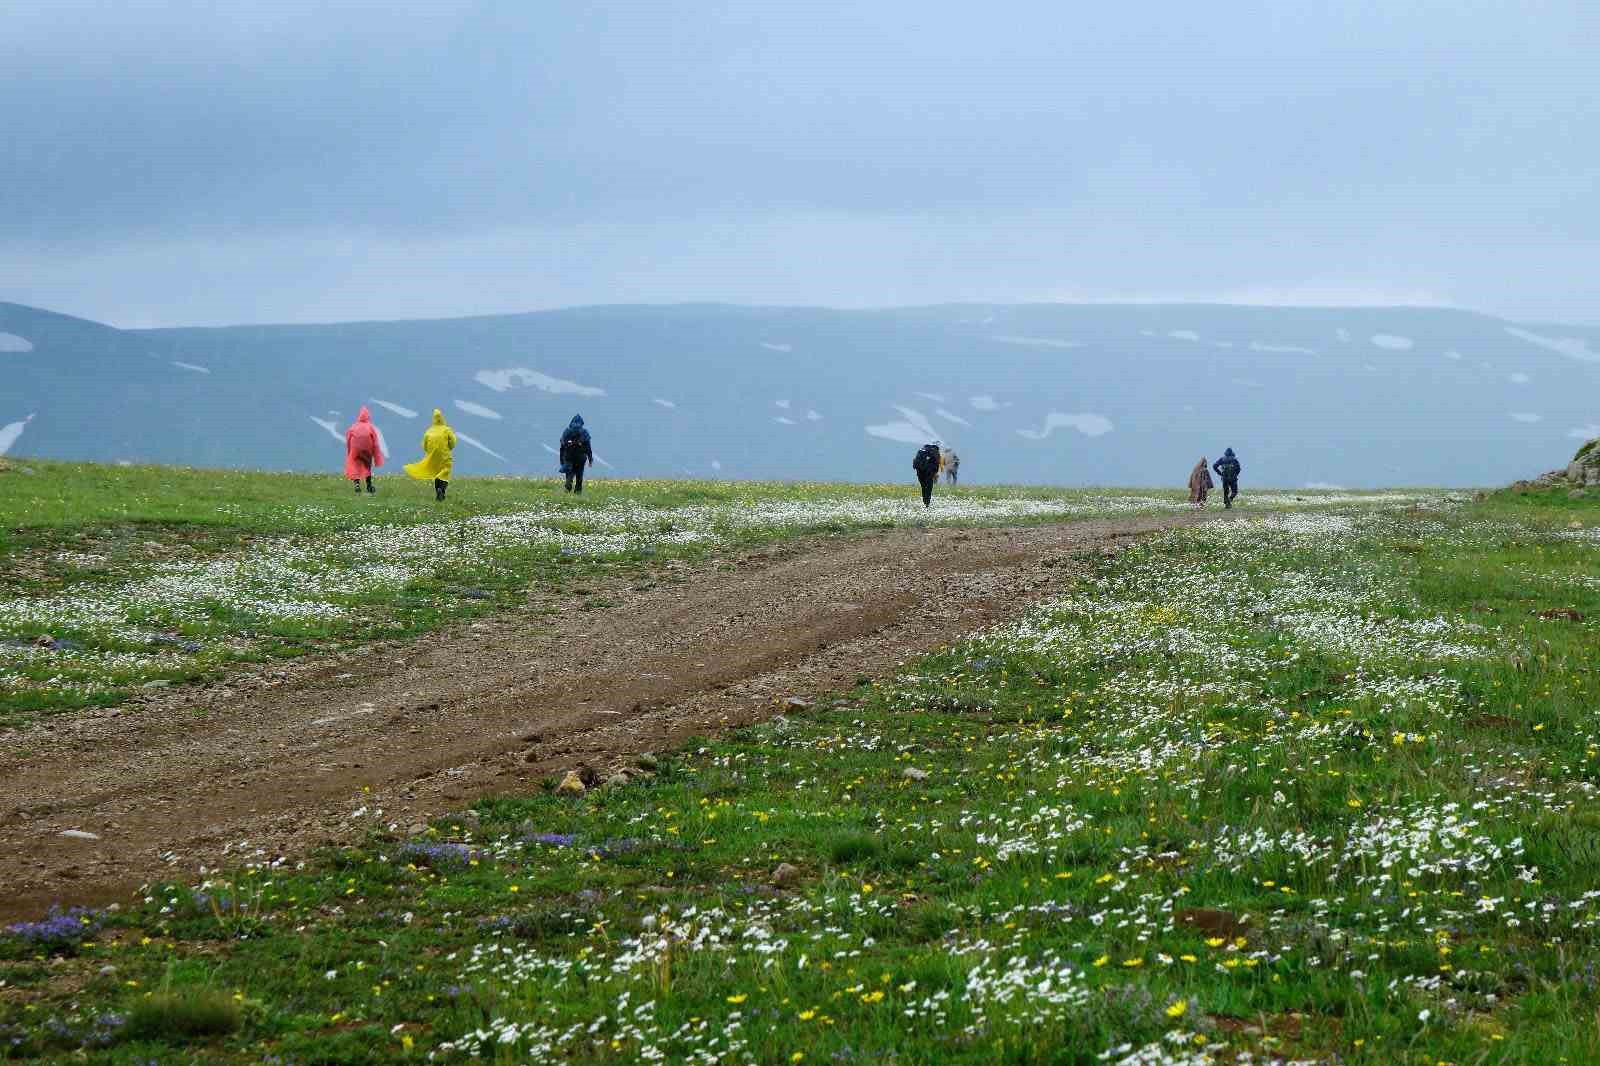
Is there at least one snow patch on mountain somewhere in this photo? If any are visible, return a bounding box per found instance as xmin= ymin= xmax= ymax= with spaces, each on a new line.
xmin=1505 ymin=326 xmax=1600 ymax=363
xmin=760 ymin=342 xmax=793 ymax=353
xmin=1508 ymin=372 xmax=1530 ymax=385
xmin=455 ymin=431 xmax=507 ymax=462
xmin=651 ymin=397 xmax=677 ymax=409
xmin=866 ymin=404 xmax=939 ymax=444
xmin=1508 ymin=412 xmax=1543 ymax=424
xmin=172 ymin=361 xmax=210 ymax=374
xmin=1567 ymin=424 xmax=1600 ymax=441
xmin=372 ymin=399 xmax=418 ymax=418
xmin=0 ymin=413 xmax=35 ymax=455
xmin=454 ymin=400 xmax=503 ymax=420
xmin=0 ymin=333 xmax=33 ymax=353
xmin=1017 ymin=412 xmax=1113 ymax=440
xmin=970 ymin=395 xmax=1009 ymax=411
xmin=990 ymin=334 xmax=1082 ymax=349
xmin=475 ymin=368 xmax=605 ymax=396
xmin=935 ymin=408 xmax=972 ymax=427
xmin=1371 ymin=334 xmax=1414 ymax=350
xmin=1249 ymin=342 xmax=1317 ymax=355
xmin=1167 ymin=329 xmax=1201 ymax=342
xmin=308 ymin=416 xmax=344 ymax=443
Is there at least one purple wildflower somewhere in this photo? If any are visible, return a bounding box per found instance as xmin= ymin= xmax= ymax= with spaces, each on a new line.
xmin=4 ymin=906 xmax=102 ymax=953
xmin=526 ymin=832 xmax=576 ymax=848
xmin=397 ymin=842 xmax=481 ymax=870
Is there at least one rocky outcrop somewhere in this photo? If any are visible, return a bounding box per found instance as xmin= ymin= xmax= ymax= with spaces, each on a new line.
xmin=1509 ymin=438 xmax=1600 ymax=493
xmin=1567 ymin=438 xmax=1600 ymax=487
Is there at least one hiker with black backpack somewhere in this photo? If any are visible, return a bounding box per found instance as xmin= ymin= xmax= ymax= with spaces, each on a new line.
xmin=1212 ymin=448 xmax=1242 ymax=509
xmin=559 ymin=414 xmax=594 ymax=494
xmin=913 ymin=441 xmax=942 ymax=508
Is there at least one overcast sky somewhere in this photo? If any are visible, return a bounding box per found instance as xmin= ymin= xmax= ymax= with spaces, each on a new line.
xmin=3 ymin=1 xmax=1595 ymax=327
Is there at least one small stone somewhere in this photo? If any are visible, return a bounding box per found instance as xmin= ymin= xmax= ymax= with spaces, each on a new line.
xmin=408 ymin=823 xmax=429 ymax=837
xmin=555 ymin=771 xmax=587 ymax=797
xmin=33 ymin=634 xmax=57 ymax=649
xmin=59 ymin=829 xmax=101 ymax=841
xmin=99 ymin=965 xmax=118 ymax=976
xmin=902 ymin=767 xmax=930 ymax=782
xmin=1571 ymin=489 xmax=1588 ymax=499
xmin=784 ymin=696 xmax=813 ymax=709
xmin=142 ymin=679 xmax=172 ymax=689
xmin=457 ymin=810 xmax=482 ymax=829
xmin=636 ymin=752 xmax=659 ymax=771
xmin=771 ymin=862 xmax=802 ymax=888
xmin=605 ymin=773 xmax=629 ymax=790
xmin=1175 ymin=907 xmax=1248 ymax=938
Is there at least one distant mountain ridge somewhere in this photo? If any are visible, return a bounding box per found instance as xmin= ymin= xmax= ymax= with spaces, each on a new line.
xmin=4 ymin=300 xmax=1598 ymax=487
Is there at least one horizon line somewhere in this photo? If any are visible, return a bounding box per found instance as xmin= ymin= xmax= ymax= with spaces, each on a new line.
xmin=8 ymin=296 xmax=1589 ymax=335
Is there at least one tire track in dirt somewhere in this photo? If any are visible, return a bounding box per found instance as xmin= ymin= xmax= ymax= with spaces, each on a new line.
xmin=0 ymin=512 xmax=1213 ymax=920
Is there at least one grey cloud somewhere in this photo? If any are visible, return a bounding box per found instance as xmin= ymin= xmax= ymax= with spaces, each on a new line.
xmin=1 ymin=0 xmax=1597 ymax=323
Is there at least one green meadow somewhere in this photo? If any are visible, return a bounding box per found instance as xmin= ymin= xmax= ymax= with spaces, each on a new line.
xmin=9 ymin=470 xmax=1597 ymax=1063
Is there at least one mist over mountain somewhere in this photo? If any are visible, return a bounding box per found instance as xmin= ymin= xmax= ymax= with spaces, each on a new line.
xmin=3 ymin=300 xmax=1597 ymax=488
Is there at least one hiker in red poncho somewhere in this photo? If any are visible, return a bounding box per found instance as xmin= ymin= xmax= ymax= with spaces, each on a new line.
xmin=344 ymin=406 xmax=385 ymax=494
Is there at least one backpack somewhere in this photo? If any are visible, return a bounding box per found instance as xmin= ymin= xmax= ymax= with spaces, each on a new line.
xmin=1217 ymin=457 xmax=1240 ymax=479
xmin=560 ymin=426 xmax=586 ymax=462
xmin=913 ymin=445 xmax=939 ymax=476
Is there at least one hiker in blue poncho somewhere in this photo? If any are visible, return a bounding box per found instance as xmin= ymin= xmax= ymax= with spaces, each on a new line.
xmin=559 ymin=415 xmax=594 ymax=494
xmin=1212 ymin=448 xmax=1242 ymax=509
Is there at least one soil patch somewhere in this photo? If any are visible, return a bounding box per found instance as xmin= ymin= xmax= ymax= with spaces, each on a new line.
xmin=0 ymin=513 xmax=1213 ymax=920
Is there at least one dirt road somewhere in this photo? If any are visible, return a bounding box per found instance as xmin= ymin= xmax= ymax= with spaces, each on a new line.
xmin=0 ymin=513 xmax=1207 ymax=920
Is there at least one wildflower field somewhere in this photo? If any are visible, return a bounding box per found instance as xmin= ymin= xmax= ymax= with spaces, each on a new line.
xmin=0 ymin=461 xmax=1423 ymax=725
xmin=8 ymin=469 xmax=1599 ymax=1063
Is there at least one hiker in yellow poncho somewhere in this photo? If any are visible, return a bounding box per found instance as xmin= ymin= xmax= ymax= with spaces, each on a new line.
xmin=405 ymin=409 xmax=458 ymax=501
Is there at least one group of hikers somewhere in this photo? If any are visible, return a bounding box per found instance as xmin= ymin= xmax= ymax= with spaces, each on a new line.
xmin=344 ymin=406 xmax=1237 ymax=511
xmin=340 ymin=408 xmax=595 ymax=499
xmin=911 ymin=443 xmax=960 ymax=506
xmin=1187 ymin=448 xmax=1243 ymax=508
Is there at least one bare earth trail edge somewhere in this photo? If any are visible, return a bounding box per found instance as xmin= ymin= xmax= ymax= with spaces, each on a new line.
xmin=0 ymin=513 xmax=1216 ymax=921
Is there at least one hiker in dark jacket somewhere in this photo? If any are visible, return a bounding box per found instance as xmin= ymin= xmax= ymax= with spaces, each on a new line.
xmin=559 ymin=415 xmax=594 ymax=494
xmin=913 ymin=442 xmax=942 ymax=507
xmin=1212 ymin=448 xmax=1242 ymax=509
